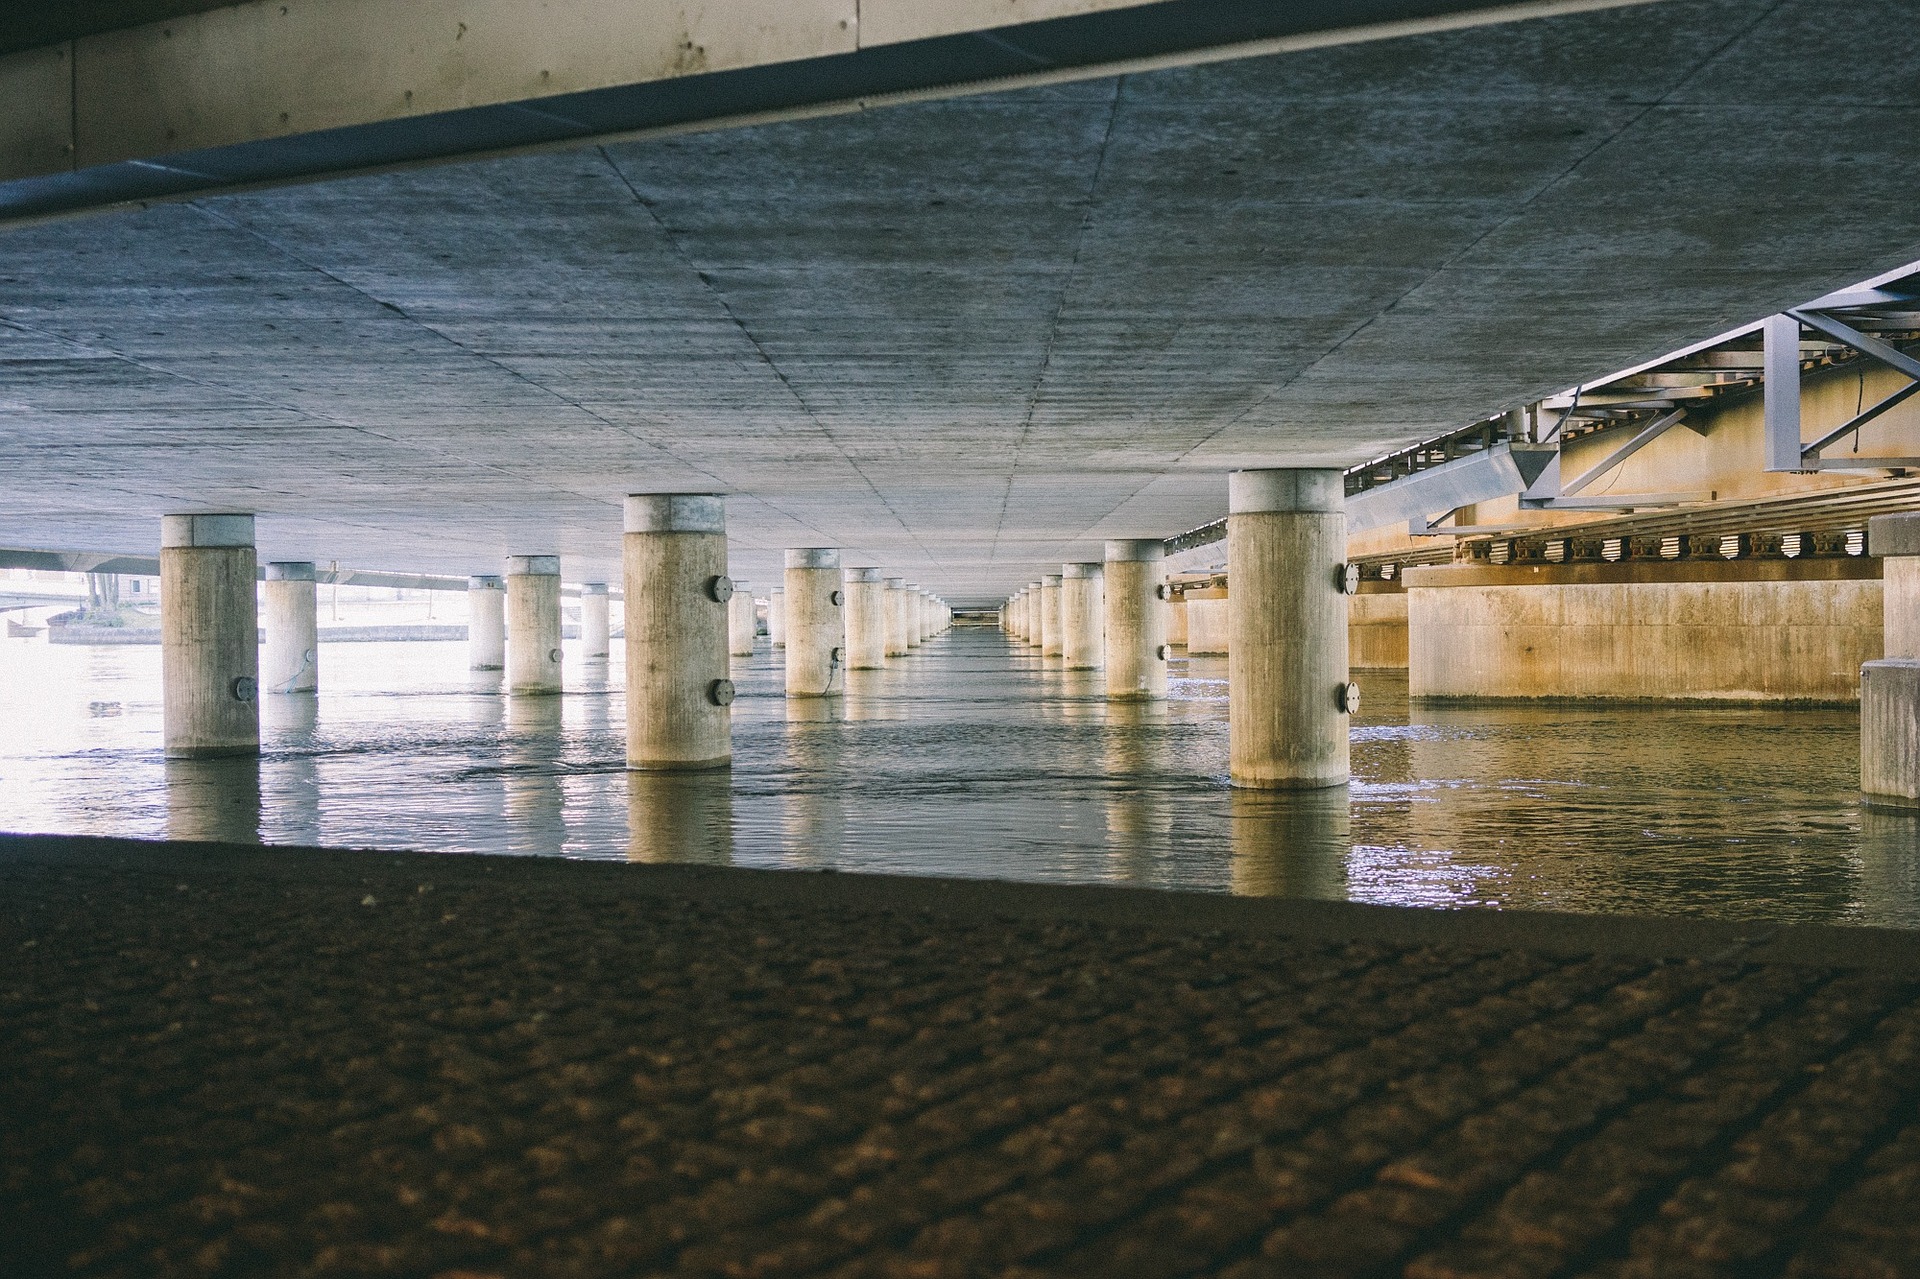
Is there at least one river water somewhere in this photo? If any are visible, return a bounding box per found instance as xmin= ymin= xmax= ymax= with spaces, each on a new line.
xmin=2 ymin=628 xmax=1913 ymax=926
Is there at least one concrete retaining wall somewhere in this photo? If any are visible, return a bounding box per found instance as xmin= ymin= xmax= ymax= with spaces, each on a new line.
xmin=1350 ymin=589 xmax=1408 ymax=670
xmin=1407 ymin=561 xmax=1881 ymax=704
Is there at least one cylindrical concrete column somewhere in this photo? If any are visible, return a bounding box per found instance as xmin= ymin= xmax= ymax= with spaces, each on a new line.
xmin=468 ymin=575 xmax=506 ymax=670
xmin=1871 ymin=515 xmax=1920 ymax=658
xmin=844 ymin=568 xmax=887 ymax=669
xmin=1040 ymin=574 xmax=1064 ymax=657
xmin=263 ymin=561 xmax=319 ymax=694
xmin=1104 ymin=540 xmax=1168 ymax=700
xmin=624 ymin=494 xmax=731 ymax=771
xmin=160 ymin=514 xmax=259 ymax=758
xmin=728 ymin=582 xmax=756 ymax=657
xmin=1028 ymin=582 xmax=1046 ymax=647
xmin=885 ymin=577 xmax=909 ymax=656
xmin=785 ymin=548 xmax=844 ymax=697
xmin=1062 ymin=563 xmax=1104 ymax=670
xmin=507 ymin=555 xmax=563 ymax=695
xmin=768 ymin=589 xmax=786 ymax=649
xmin=904 ymin=585 xmax=923 ymax=648
xmin=581 ymin=583 xmax=611 ymax=660
xmin=1228 ymin=469 xmax=1350 ymax=789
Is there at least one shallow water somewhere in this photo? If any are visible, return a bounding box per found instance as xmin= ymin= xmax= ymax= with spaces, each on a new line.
xmin=2 ymin=628 xmax=1915 ymax=926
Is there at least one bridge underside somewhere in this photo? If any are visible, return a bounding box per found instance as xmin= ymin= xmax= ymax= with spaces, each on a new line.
xmin=3 ymin=0 xmax=1919 ymax=602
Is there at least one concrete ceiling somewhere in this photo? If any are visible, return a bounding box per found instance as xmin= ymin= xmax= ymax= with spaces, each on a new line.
xmin=3 ymin=0 xmax=1920 ymax=603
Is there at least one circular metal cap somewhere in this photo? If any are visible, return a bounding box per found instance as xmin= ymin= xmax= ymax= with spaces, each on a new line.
xmin=1339 ymin=563 xmax=1361 ymax=595
xmin=708 ymin=678 xmax=737 ymax=706
xmin=707 ymin=575 xmax=735 ymax=603
xmin=1337 ymin=682 xmax=1361 ymax=714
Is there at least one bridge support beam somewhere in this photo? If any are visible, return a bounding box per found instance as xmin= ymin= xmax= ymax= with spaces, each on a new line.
xmin=1865 ymin=515 xmax=1920 ymax=808
xmin=506 ymin=556 xmax=563 ymax=695
xmin=785 ymin=549 xmax=844 ymax=698
xmin=581 ymin=583 xmax=611 ymax=661
xmin=468 ymin=576 xmax=506 ymax=671
xmin=1104 ymin=540 xmax=1167 ymax=700
xmin=160 ymin=514 xmax=259 ymax=758
xmin=624 ymin=495 xmax=731 ymax=771
xmin=1228 ymin=470 xmax=1351 ymax=790
xmin=263 ymin=562 xmax=319 ymax=694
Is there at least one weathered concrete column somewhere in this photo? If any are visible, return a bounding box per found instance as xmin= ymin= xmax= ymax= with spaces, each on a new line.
xmin=1104 ymin=539 xmax=1168 ymax=700
xmin=506 ymin=555 xmax=563 ymax=695
xmin=785 ymin=548 xmax=844 ymax=697
xmin=904 ymin=584 xmax=924 ymax=648
xmin=581 ymin=582 xmax=611 ymax=660
xmin=468 ymin=575 xmax=506 ymax=670
xmin=624 ymin=494 xmax=731 ymax=771
xmin=728 ymin=581 xmax=756 ymax=657
xmin=885 ymin=577 xmax=909 ymax=656
xmin=768 ymin=589 xmax=786 ymax=649
xmin=1228 ymin=469 xmax=1351 ymax=789
xmin=1026 ymin=582 xmax=1046 ymax=647
xmin=1864 ymin=514 xmax=1920 ymax=807
xmin=844 ymin=567 xmax=887 ymax=669
xmin=1040 ymin=574 xmax=1064 ymax=657
xmin=263 ymin=561 xmax=319 ymax=694
xmin=160 ymin=513 xmax=259 ymax=758
xmin=1062 ymin=563 xmax=1104 ymax=670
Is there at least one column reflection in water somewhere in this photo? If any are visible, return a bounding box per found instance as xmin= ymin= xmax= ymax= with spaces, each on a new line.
xmin=782 ymin=698 xmax=846 ymax=868
xmin=165 ymin=755 xmax=262 ymax=844
xmin=1857 ymin=808 xmax=1920 ymax=925
xmin=842 ymin=667 xmax=905 ymax=722
xmin=1103 ymin=699 xmax=1174 ymax=883
xmin=504 ymin=695 xmax=567 ymax=856
xmin=261 ymin=692 xmax=322 ymax=845
xmin=1229 ymin=788 xmax=1350 ymax=898
xmin=627 ymin=770 xmax=734 ymax=864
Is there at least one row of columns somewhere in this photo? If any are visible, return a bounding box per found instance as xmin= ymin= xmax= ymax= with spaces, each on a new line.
xmin=157 ymin=497 xmax=954 ymax=774
xmin=1000 ymin=470 xmax=1352 ymax=790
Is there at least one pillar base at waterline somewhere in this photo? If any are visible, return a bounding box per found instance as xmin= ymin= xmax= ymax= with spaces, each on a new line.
xmin=1863 ymin=660 xmax=1920 ymax=810
xmin=507 ymin=556 xmax=563 ymax=696
xmin=1227 ymin=469 xmax=1351 ymax=790
xmin=161 ymin=514 xmax=260 ymax=758
xmin=263 ymin=561 xmax=319 ymax=694
xmin=625 ymin=495 xmax=733 ymax=771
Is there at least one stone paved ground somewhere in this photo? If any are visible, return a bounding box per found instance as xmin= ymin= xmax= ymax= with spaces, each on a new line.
xmin=6 ymin=835 xmax=1920 ymax=1279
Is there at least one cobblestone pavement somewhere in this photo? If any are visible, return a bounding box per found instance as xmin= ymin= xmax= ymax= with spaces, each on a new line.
xmin=6 ymin=835 xmax=1920 ymax=1279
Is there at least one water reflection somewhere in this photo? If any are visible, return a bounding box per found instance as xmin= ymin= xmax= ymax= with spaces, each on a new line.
xmin=628 ymin=770 xmax=733 ymax=864
xmin=165 ymin=755 xmax=262 ymax=844
xmin=1229 ymin=788 xmax=1350 ymax=898
xmin=4 ymin=632 xmax=1918 ymax=927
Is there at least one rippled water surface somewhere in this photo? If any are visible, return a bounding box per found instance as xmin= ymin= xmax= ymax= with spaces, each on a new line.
xmin=3 ymin=628 xmax=1915 ymax=926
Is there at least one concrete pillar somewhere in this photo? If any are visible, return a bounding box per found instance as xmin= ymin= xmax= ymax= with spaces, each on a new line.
xmin=468 ymin=575 xmax=506 ymax=670
xmin=1228 ymin=469 xmax=1351 ymax=789
xmin=1864 ymin=515 xmax=1920 ymax=807
xmin=728 ymin=581 xmax=755 ymax=656
xmin=624 ymin=494 xmax=731 ymax=771
xmin=1105 ymin=539 xmax=1168 ymax=700
xmin=785 ymin=548 xmax=844 ymax=697
xmin=160 ymin=513 xmax=259 ymax=758
xmin=844 ymin=567 xmax=887 ymax=669
xmin=885 ymin=577 xmax=909 ymax=656
xmin=506 ymin=555 xmax=563 ymax=695
xmin=768 ymin=589 xmax=786 ymax=649
xmin=904 ymin=584 xmax=923 ymax=648
xmin=1041 ymin=574 xmax=1064 ymax=657
xmin=581 ymin=582 xmax=611 ymax=660
xmin=263 ymin=561 xmax=319 ymax=694
xmin=1062 ymin=562 xmax=1104 ymax=670
xmin=1028 ymin=582 xmax=1046 ymax=648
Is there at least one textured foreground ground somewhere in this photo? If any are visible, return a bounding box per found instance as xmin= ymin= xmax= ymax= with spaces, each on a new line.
xmin=5 ymin=835 xmax=1920 ymax=1279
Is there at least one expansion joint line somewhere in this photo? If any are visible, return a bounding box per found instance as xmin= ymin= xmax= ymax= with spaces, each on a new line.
xmin=183 ymin=199 xmax=735 ymax=512
xmin=594 ymin=145 xmax=933 ymax=563
xmin=988 ymin=77 xmax=1124 ymax=564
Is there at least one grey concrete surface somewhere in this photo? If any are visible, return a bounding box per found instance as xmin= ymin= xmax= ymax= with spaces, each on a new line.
xmin=3 ymin=1 xmax=1920 ymax=603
